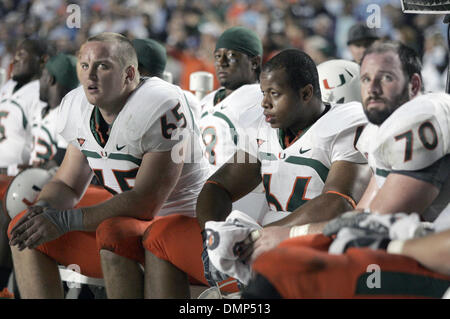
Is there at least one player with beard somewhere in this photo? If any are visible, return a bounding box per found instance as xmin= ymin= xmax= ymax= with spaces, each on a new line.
xmin=243 ymin=41 xmax=450 ymax=299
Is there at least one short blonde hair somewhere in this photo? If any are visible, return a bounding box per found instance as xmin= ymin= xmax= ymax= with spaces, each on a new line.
xmin=85 ymin=32 xmax=138 ymax=69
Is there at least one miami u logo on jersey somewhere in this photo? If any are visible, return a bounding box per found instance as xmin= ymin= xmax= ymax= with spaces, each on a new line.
xmin=278 ymin=152 xmax=286 ymax=159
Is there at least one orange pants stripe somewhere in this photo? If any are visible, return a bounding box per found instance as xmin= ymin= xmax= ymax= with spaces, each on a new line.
xmin=251 ymin=234 xmax=450 ymax=299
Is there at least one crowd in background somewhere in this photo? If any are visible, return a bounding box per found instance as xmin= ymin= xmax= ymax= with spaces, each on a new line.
xmin=0 ymin=0 xmax=448 ymax=92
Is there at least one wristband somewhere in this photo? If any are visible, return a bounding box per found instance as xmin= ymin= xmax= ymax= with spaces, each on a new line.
xmin=289 ymin=224 xmax=310 ymax=238
xmin=387 ymin=239 xmax=405 ymax=255
xmin=326 ymin=191 xmax=356 ymax=209
xmin=42 ymin=207 xmax=84 ymax=233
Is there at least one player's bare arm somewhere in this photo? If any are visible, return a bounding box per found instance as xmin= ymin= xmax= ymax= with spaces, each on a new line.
xmin=355 ymin=174 xmax=378 ymax=210
xmin=242 ymin=160 xmax=370 ymax=263
xmin=82 ymin=150 xmax=184 ymax=229
xmin=399 ymin=229 xmax=450 ymax=276
xmin=369 ymin=173 xmax=440 ymax=215
xmin=196 ymin=150 xmax=261 ymax=229
xmin=10 ymin=148 xmax=184 ymax=249
xmin=9 ymin=144 xmax=92 ymax=229
xmin=38 ymin=144 xmax=94 ymax=209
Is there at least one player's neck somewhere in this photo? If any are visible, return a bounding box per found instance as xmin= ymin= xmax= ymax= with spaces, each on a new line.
xmin=48 ymin=88 xmax=66 ymax=109
xmin=97 ymin=82 xmax=139 ymax=124
xmin=288 ymin=100 xmax=326 ymax=135
xmin=97 ymin=101 xmax=124 ymax=124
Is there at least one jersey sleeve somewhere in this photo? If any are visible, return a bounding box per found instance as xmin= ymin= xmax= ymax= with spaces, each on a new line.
xmin=141 ymin=97 xmax=191 ymax=153
xmin=18 ymin=81 xmax=42 ymax=129
xmin=355 ymin=123 xmax=376 ymax=159
xmin=374 ymin=94 xmax=450 ymax=171
xmin=56 ymin=87 xmax=82 ymax=147
xmin=331 ymin=125 xmax=367 ymax=164
xmin=324 ymin=103 xmax=368 ymax=164
xmin=182 ymin=90 xmax=201 ymax=121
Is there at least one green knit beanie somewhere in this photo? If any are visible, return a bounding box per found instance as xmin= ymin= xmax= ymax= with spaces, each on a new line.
xmin=45 ymin=53 xmax=79 ymax=90
xmin=132 ymin=38 xmax=167 ymax=76
xmin=215 ymin=26 xmax=263 ymax=57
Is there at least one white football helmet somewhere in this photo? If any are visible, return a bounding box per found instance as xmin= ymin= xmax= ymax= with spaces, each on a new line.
xmin=4 ymin=168 xmax=55 ymax=219
xmin=317 ymin=59 xmax=362 ymax=104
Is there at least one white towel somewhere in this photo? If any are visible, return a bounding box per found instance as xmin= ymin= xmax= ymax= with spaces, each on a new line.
xmin=205 ymin=210 xmax=262 ymax=285
xmin=389 ymin=213 xmax=434 ymax=240
xmin=328 ymin=212 xmax=435 ymax=254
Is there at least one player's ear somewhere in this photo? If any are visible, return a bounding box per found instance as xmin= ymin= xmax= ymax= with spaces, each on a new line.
xmin=125 ymin=65 xmax=136 ymax=84
xmin=250 ymin=55 xmax=261 ymax=71
xmin=49 ymin=74 xmax=56 ymax=86
xmin=300 ymin=84 xmax=313 ymax=103
xmin=409 ymin=73 xmax=422 ymax=98
xmin=39 ymin=54 xmax=51 ymax=71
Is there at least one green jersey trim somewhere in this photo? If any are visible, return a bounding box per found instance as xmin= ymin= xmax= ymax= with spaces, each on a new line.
xmin=285 ymin=155 xmax=329 ymax=183
xmin=212 ymin=111 xmax=238 ymax=146
xmin=376 ymin=168 xmax=390 ymax=178
xmin=257 ymin=151 xmax=277 ymax=161
xmin=81 ymin=150 xmax=101 ymax=159
xmin=277 ymin=125 xmax=312 ymax=149
xmin=4 ymin=99 xmax=28 ymax=129
xmin=213 ymin=88 xmax=227 ymax=105
xmin=82 ymin=150 xmax=142 ymax=166
xmin=34 ymin=125 xmax=57 ymax=146
xmin=355 ymin=271 xmax=450 ymax=298
xmin=257 ymin=152 xmax=329 ymax=183
xmin=182 ymin=93 xmax=201 ymax=136
xmin=108 ymin=153 xmax=142 ymax=166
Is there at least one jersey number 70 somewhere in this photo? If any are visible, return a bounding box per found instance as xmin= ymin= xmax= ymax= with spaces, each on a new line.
xmin=394 ymin=121 xmax=438 ymax=162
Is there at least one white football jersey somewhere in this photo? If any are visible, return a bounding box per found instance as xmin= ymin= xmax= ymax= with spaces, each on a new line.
xmin=357 ymin=93 xmax=450 ymax=222
xmin=182 ymin=89 xmax=201 ymax=122
xmin=0 ymin=79 xmax=44 ymax=171
xmin=0 ymin=79 xmax=17 ymax=100
xmin=29 ymin=105 xmax=67 ymax=165
xmin=198 ymin=84 xmax=263 ymax=173
xmin=242 ymin=102 xmax=368 ymax=222
xmin=57 ymin=77 xmax=211 ymax=216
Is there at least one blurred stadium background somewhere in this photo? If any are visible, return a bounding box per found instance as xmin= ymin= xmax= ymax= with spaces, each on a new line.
xmin=0 ymin=0 xmax=448 ymax=92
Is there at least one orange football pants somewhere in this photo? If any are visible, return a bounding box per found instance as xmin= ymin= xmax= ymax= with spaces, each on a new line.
xmin=251 ymin=234 xmax=450 ymax=299
xmin=8 ymin=185 xmax=154 ymax=278
xmin=143 ymin=214 xmax=238 ymax=290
